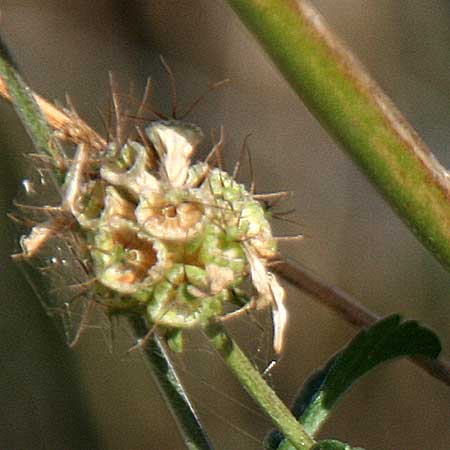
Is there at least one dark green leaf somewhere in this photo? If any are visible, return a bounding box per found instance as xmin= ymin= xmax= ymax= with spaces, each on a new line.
xmin=302 ymin=314 xmax=441 ymax=436
xmin=316 ymin=315 xmax=440 ymax=405
xmin=273 ymin=315 xmax=441 ymax=449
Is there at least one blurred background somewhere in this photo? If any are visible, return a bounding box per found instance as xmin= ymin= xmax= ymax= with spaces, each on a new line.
xmin=0 ymin=1 xmax=449 ymax=449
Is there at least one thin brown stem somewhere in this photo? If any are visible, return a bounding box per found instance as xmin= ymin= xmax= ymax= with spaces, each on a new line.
xmin=273 ymin=260 xmax=450 ymax=387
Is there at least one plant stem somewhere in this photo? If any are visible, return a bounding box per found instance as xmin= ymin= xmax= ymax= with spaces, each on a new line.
xmin=205 ymin=322 xmax=315 ymax=450
xmin=226 ymin=0 xmax=450 ymax=272
xmin=129 ymin=317 xmax=215 ymax=450
xmin=0 ymin=73 xmax=105 ymax=151
xmin=0 ymin=39 xmax=65 ymax=169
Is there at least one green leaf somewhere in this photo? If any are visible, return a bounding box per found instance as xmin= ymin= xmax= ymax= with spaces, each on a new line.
xmin=271 ymin=315 xmax=441 ymax=449
xmin=311 ymin=440 xmax=365 ymax=450
xmin=265 ymin=358 xmax=335 ymax=450
xmin=307 ymin=315 xmax=440 ymax=419
xmin=303 ymin=314 xmax=441 ymax=435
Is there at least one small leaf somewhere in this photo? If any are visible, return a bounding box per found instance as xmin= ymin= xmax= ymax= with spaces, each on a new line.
xmin=311 ymin=440 xmax=365 ymax=450
xmin=302 ymin=315 xmax=441 ymax=435
xmin=272 ymin=315 xmax=441 ymax=449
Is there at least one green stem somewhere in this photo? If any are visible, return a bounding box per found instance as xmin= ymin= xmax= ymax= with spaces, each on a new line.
xmin=205 ymin=322 xmax=315 ymax=450
xmin=130 ymin=317 xmax=215 ymax=450
xmin=0 ymin=39 xmax=65 ymax=170
xmin=226 ymin=0 xmax=450 ymax=272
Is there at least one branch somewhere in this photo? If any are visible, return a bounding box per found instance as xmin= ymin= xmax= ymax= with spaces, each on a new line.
xmin=0 ymin=41 xmax=64 ymax=167
xmin=226 ymin=0 xmax=450 ymax=272
xmin=273 ymin=260 xmax=450 ymax=387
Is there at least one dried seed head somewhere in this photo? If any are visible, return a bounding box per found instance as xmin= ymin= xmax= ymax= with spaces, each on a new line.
xmin=147 ymin=264 xmax=226 ymax=328
xmin=18 ymin=115 xmax=288 ymax=353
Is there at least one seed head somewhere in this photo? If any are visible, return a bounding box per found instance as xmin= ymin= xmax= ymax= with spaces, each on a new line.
xmin=17 ymin=118 xmax=288 ymax=353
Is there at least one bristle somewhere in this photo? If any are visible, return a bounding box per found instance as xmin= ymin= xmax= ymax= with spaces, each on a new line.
xmin=253 ymin=191 xmax=291 ymax=201
xmin=136 ymin=77 xmax=153 ymax=121
xmin=159 ymin=56 xmax=178 ymax=119
xmin=274 ymin=235 xmax=304 ymax=241
xmin=205 ymin=126 xmax=225 ymax=168
xmin=109 ymin=72 xmax=123 ymax=147
xmin=179 ymin=78 xmax=231 ymax=119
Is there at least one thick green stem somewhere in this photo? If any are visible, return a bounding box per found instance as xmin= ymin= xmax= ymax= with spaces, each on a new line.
xmin=205 ymin=322 xmax=315 ymax=450
xmin=130 ymin=317 xmax=215 ymax=450
xmin=226 ymin=0 xmax=450 ymax=272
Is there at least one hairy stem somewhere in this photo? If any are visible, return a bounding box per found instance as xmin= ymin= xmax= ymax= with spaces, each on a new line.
xmin=0 ymin=40 xmax=65 ymax=168
xmin=130 ymin=317 xmax=215 ymax=450
xmin=205 ymin=322 xmax=315 ymax=450
xmin=226 ymin=0 xmax=450 ymax=272
xmin=0 ymin=74 xmax=105 ymax=151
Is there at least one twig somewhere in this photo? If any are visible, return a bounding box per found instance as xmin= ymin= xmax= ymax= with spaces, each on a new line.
xmin=273 ymin=260 xmax=450 ymax=387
